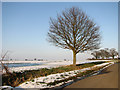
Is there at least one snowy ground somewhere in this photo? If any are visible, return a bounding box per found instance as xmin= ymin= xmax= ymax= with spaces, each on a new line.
xmin=1 ymin=60 xmax=112 ymax=73
xmin=18 ymin=62 xmax=114 ymax=88
xmin=1 ymin=60 xmax=114 ymax=89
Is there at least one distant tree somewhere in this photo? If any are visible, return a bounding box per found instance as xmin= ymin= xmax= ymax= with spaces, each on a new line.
xmin=48 ymin=7 xmax=101 ymax=65
xmin=104 ymin=48 xmax=110 ymax=59
xmin=91 ymin=51 xmax=101 ymax=59
xmin=25 ymin=59 xmax=28 ymax=61
xmin=99 ymin=49 xmax=107 ymax=59
xmin=109 ymin=48 xmax=118 ymax=59
xmin=64 ymin=59 xmax=66 ymax=61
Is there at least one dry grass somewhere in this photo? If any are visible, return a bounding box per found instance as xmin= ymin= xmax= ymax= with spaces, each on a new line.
xmin=2 ymin=61 xmax=105 ymax=87
xmin=47 ymin=64 xmax=108 ymax=86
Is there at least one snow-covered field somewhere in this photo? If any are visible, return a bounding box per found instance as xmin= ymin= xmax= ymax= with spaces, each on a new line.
xmin=1 ymin=60 xmax=114 ymax=89
xmin=2 ymin=60 xmax=112 ymax=73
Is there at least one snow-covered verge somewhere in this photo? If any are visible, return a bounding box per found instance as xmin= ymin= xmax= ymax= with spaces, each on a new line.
xmin=15 ymin=62 xmax=114 ymax=89
xmin=2 ymin=60 xmax=112 ymax=73
xmin=1 ymin=61 xmax=114 ymax=89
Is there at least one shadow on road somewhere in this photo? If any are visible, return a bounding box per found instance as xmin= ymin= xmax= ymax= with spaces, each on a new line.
xmin=99 ymin=70 xmax=112 ymax=75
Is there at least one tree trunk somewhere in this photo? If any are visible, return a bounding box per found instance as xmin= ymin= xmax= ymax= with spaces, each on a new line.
xmin=73 ymin=51 xmax=76 ymax=65
xmin=96 ymin=56 xmax=97 ymax=59
xmin=112 ymin=56 xmax=114 ymax=59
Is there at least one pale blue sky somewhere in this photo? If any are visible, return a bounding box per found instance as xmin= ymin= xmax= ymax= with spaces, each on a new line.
xmin=2 ymin=2 xmax=118 ymax=60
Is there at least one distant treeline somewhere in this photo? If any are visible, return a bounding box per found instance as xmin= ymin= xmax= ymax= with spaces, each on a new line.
xmin=90 ymin=48 xmax=118 ymax=60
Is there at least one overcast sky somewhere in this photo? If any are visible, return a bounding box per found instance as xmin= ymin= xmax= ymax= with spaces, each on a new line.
xmin=2 ymin=2 xmax=118 ymax=61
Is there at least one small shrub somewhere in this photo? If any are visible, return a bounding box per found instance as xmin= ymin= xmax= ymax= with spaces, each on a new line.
xmin=64 ymin=74 xmax=69 ymax=76
xmin=31 ymin=79 xmax=34 ymax=82
xmin=56 ymin=77 xmax=60 ymax=79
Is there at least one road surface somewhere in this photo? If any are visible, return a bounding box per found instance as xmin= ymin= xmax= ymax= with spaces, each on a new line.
xmin=64 ymin=63 xmax=118 ymax=88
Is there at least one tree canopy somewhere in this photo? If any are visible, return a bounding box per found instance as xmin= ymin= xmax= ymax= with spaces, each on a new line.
xmin=48 ymin=7 xmax=101 ymax=65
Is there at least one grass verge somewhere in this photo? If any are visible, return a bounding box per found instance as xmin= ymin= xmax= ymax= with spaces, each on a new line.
xmin=47 ymin=64 xmax=110 ymax=87
xmin=2 ymin=61 xmax=106 ymax=87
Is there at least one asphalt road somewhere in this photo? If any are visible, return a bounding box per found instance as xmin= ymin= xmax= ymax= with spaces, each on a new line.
xmin=64 ymin=63 xmax=118 ymax=88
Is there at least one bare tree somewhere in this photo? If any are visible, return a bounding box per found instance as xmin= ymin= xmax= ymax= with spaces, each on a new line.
xmin=104 ymin=48 xmax=110 ymax=59
xmin=109 ymin=48 xmax=118 ymax=59
xmin=48 ymin=7 xmax=101 ymax=65
xmin=99 ymin=49 xmax=107 ymax=59
xmin=91 ymin=51 xmax=101 ymax=59
xmin=0 ymin=51 xmax=11 ymax=74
